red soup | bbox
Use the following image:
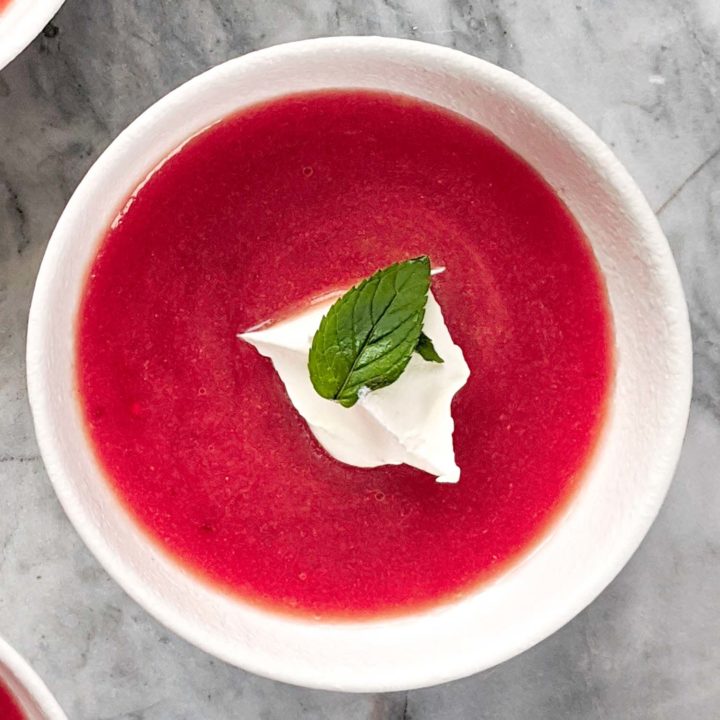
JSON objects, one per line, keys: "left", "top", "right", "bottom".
{"left": 77, "top": 90, "right": 613, "bottom": 618}
{"left": 0, "top": 679, "right": 25, "bottom": 720}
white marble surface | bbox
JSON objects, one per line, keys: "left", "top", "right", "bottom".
{"left": 0, "top": 1, "right": 718, "bottom": 718}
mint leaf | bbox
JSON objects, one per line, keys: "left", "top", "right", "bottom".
{"left": 308, "top": 256, "right": 432, "bottom": 407}
{"left": 416, "top": 332, "right": 444, "bottom": 363}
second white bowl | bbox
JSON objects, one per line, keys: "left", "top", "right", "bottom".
{"left": 0, "top": 637, "right": 66, "bottom": 720}
{"left": 0, "top": 0, "right": 66, "bottom": 72}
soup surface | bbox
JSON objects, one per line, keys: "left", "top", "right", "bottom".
{"left": 77, "top": 90, "right": 613, "bottom": 618}
{"left": 0, "top": 678, "right": 25, "bottom": 720}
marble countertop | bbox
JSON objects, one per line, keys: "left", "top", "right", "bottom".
{"left": 1, "top": 1, "right": 719, "bottom": 718}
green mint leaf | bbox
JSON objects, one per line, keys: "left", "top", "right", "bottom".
{"left": 308, "top": 256, "right": 431, "bottom": 407}
{"left": 416, "top": 332, "right": 444, "bottom": 363}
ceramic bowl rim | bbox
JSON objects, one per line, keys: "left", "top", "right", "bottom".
{"left": 0, "top": 636, "right": 67, "bottom": 719}
{"left": 0, "top": 0, "right": 66, "bottom": 72}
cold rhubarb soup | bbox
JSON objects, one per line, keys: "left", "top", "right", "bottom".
{"left": 77, "top": 90, "right": 613, "bottom": 619}
{"left": 0, "top": 679, "right": 25, "bottom": 720}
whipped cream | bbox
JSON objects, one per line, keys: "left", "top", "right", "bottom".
{"left": 239, "top": 292, "right": 470, "bottom": 483}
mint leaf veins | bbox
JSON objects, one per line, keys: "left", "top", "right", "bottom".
{"left": 308, "top": 256, "right": 444, "bottom": 407}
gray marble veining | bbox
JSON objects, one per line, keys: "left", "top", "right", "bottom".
{"left": 1, "top": 1, "right": 719, "bottom": 718}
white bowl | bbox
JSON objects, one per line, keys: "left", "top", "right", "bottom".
{"left": 0, "top": 637, "right": 66, "bottom": 719}
{"left": 26, "top": 37, "right": 692, "bottom": 691}
{"left": 0, "top": 0, "right": 65, "bottom": 72}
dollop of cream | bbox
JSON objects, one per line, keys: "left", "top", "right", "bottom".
{"left": 239, "top": 292, "right": 470, "bottom": 483}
